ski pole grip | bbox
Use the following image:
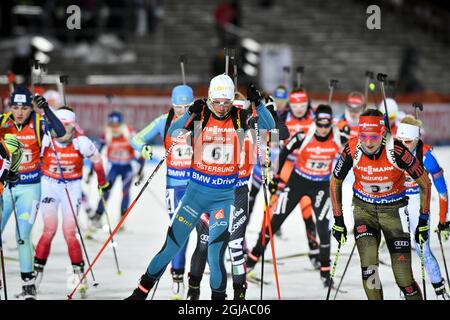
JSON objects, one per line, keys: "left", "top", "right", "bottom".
{"left": 329, "top": 79, "right": 338, "bottom": 88}
{"left": 60, "top": 75, "right": 69, "bottom": 85}
{"left": 179, "top": 54, "right": 188, "bottom": 64}
{"left": 377, "top": 73, "right": 387, "bottom": 82}
{"left": 412, "top": 102, "right": 423, "bottom": 112}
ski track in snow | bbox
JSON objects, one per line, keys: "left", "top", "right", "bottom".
{"left": 2, "top": 146, "right": 450, "bottom": 300}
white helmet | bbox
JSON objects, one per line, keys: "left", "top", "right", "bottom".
{"left": 43, "top": 90, "right": 63, "bottom": 108}
{"left": 208, "top": 74, "right": 235, "bottom": 101}
{"left": 379, "top": 98, "right": 398, "bottom": 120}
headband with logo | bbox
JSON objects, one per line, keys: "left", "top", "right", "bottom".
{"left": 358, "top": 115, "right": 385, "bottom": 134}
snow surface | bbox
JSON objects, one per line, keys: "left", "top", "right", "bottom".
{"left": 2, "top": 146, "right": 450, "bottom": 300}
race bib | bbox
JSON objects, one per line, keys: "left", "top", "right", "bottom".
{"left": 21, "top": 148, "right": 33, "bottom": 164}
{"left": 49, "top": 164, "right": 75, "bottom": 174}
{"left": 111, "top": 150, "right": 130, "bottom": 159}
{"left": 203, "top": 144, "right": 234, "bottom": 164}
{"left": 305, "top": 159, "right": 331, "bottom": 172}
{"left": 172, "top": 145, "right": 193, "bottom": 161}
{"left": 360, "top": 181, "right": 394, "bottom": 194}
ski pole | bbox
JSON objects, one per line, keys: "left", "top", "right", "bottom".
{"left": 420, "top": 243, "right": 426, "bottom": 300}
{"left": 436, "top": 230, "right": 450, "bottom": 290}
{"left": 68, "top": 114, "right": 196, "bottom": 299}
{"left": 251, "top": 93, "right": 281, "bottom": 300}
{"left": 0, "top": 207, "right": 7, "bottom": 300}
{"left": 9, "top": 187, "right": 24, "bottom": 245}
{"left": 179, "top": 55, "right": 187, "bottom": 85}
{"left": 333, "top": 242, "right": 356, "bottom": 300}
{"left": 100, "top": 196, "right": 122, "bottom": 275}
{"left": 151, "top": 279, "right": 160, "bottom": 300}
{"left": 260, "top": 130, "right": 272, "bottom": 300}
{"left": 224, "top": 47, "right": 230, "bottom": 75}
{"left": 232, "top": 52, "right": 238, "bottom": 88}
{"left": 377, "top": 73, "right": 391, "bottom": 133}
{"left": 326, "top": 242, "right": 342, "bottom": 300}
{"left": 412, "top": 102, "right": 423, "bottom": 121}
{"left": 60, "top": 75, "right": 69, "bottom": 106}
{"left": 328, "top": 79, "right": 338, "bottom": 105}
{"left": 296, "top": 66, "right": 304, "bottom": 89}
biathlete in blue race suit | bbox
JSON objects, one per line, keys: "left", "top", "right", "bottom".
{"left": 126, "top": 75, "right": 275, "bottom": 300}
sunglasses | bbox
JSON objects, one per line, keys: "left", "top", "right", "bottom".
{"left": 359, "top": 133, "right": 382, "bottom": 142}
{"left": 210, "top": 99, "right": 233, "bottom": 107}
{"left": 316, "top": 121, "right": 332, "bottom": 128}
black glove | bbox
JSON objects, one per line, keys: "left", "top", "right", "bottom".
{"left": 415, "top": 214, "right": 430, "bottom": 245}
{"left": 341, "top": 124, "right": 351, "bottom": 136}
{"left": 188, "top": 99, "right": 205, "bottom": 116}
{"left": 332, "top": 215, "right": 347, "bottom": 245}
{"left": 268, "top": 175, "right": 284, "bottom": 195}
{"left": 247, "top": 84, "right": 262, "bottom": 105}
{"left": 437, "top": 221, "right": 450, "bottom": 241}
{"left": 33, "top": 95, "right": 49, "bottom": 110}
{"left": 6, "top": 170, "right": 20, "bottom": 188}
{"left": 265, "top": 95, "right": 276, "bottom": 111}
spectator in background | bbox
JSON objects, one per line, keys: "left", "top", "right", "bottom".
{"left": 214, "top": 0, "right": 238, "bottom": 47}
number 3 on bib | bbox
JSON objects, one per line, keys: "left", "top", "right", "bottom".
{"left": 306, "top": 159, "right": 331, "bottom": 171}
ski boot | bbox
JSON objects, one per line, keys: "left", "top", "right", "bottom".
{"left": 433, "top": 279, "right": 450, "bottom": 300}
{"left": 233, "top": 282, "right": 247, "bottom": 300}
{"left": 320, "top": 270, "right": 333, "bottom": 289}
{"left": 89, "top": 213, "right": 103, "bottom": 230}
{"left": 275, "top": 228, "right": 283, "bottom": 239}
{"left": 21, "top": 274, "right": 37, "bottom": 300}
{"left": 73, "top": 264, "right": 88, "bottom": 299}
{"left": 307, "top": 247, "right": 321, "bottom": 270}
{"left": 211, "top": 291, "right": 227, "bottom": 300}
{"left": 34, "top": 259, "right": 46, "bottom": 291}
{"left": 186, "top": 274, "right": 201, "bottom": 300}
{"left": 245, "top": 251, "right": 259, "bottom": 273}
{"left": 171, "top": 269, "right": 185, "bottom": 300}
{"left": 125, "top": 273, "right": 156, "bottom": 300}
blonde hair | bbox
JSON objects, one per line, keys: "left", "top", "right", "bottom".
{"left": 401, "top": 114, "right": 423, "bottom": 128}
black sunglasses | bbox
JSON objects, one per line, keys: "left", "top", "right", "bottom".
{"left": 316, "top": 121, "right": 332, "bottom": 128}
